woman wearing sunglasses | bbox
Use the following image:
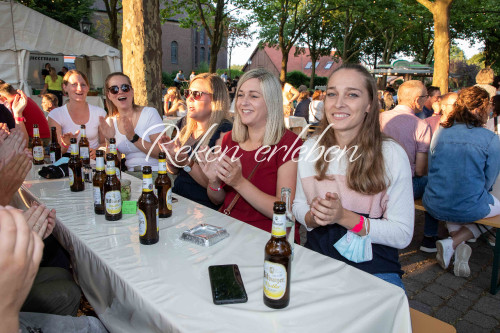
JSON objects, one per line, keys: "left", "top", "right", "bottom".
{"left": 198, "top": 68, "right": 301, "bottom": 234}
{"left": 163, "top": 87, "right": 187, "bottom": 117}
{"left": 48, "top": 70, "right": 107, "bottom": 158}
{"left": 163, "top": 73, "right": 232, "bottom": 209}
{"left": 98, "top": 72, "right": 164, "bottom": 170}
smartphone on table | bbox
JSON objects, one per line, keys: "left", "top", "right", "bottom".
{"left": 208, "top": 264, "right": 248, "bottom": 305}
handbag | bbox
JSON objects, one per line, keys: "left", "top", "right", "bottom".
{"left": 220, "top": 161, "right": 262, "bottom": 216}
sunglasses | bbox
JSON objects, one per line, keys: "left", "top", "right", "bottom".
{"left": 108, "top": 84, "right": 132, "bottom": 95}
{"left": 184, "top": 89, "right": 212, "bottom": 100}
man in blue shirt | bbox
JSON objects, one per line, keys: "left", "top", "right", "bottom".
{"left": 416, "top": 86, "right": 441, "bottom": 119}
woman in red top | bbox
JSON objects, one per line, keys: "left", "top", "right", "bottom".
{"left": 199, "top": 68, "right": 301, "bottom": 233}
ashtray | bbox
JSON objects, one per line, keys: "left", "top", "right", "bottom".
{"left": 180, "top": 224, "right": 229, "bottom": 247}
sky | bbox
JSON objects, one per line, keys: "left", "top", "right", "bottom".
{"left": 229, "top": 38, "right": 485, "bottom": 67}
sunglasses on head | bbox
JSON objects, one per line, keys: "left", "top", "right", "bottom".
{"left": 108, "top": 84, "right": 132, "bottom": 95}
{"left": 184, "top": 89, "right": 212, "bottom": 100}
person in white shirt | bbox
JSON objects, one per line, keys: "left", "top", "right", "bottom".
{"left": 98, "top": 72, "right": 164, "bottom": 171}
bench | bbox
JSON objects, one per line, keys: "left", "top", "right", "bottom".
{"left": 415, "top": 199, "right": 500, "bottom": 294}
{"left": 410, "top": 308, "right": 456, "bottom": 333}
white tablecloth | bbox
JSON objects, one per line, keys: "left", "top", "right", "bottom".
{"left": 32, "top": 95, "right": 106, "bottom": 110}
{"left": 285, "top": 116, "right": 308, "bottom": 139}
{"left": 19, "top": 170, "right": 411, "bottom": 333}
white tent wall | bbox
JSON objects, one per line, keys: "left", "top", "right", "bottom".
{"left": 0, "top": 0, "right": 121, "bottom": 95}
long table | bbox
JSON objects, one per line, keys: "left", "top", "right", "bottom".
{"left": 19, "top": 169, "right": 411, "bottom": 333}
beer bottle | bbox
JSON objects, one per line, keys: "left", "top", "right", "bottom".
{"left": 79, "top": 124, "right": 90, "bottom": 165}
{"left": 155, "top": 151, "right": 172, "bottom": 218}
{"left": 104, "top": 153, "right": 122, "bottom": 221}
{"left": 263, "top": 201, "right": 291, "bottom": 309}
{"left": 109, "top": 138, "right": 121, "bottom": 180}
{"left": 138, "top": 166, "right": 159, "bottom": 245}
{"left": 49, "top": 127, "right": 61, "bottom": 164}
{"left": 68, "top": 138, "right": 84, "bottom": 192}
{"left": 93, "top": 150, "right": 106, "bottom": 215}
{"left": 32, "top": 124, "right": 44, "bottom": 165}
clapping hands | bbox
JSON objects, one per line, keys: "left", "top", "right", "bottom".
{"left": 309, "top": 192, "right": 344, "bottom": 226}
{"left": 23, "top": 203, "right": 56, "bottom": 240}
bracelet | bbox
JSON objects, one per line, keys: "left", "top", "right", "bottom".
{"left": 351, "top": 215, "right": 364, "bottom": 233}
{"left": 208, "top": 183, "right": 225, "bottom": 191}
{"left": 15, "top": 116, "right": 25, "bottom": 122}
{"left": 61, "top": 140, "right": 69, "bottom": 148}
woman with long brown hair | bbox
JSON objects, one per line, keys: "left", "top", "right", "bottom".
{"left": 424, "top": 86, "right": 500, "bottom": 278}
{"left": 292, "top": 63, "right": 414, "bottom": 289}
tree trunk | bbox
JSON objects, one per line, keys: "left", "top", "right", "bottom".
{"left": 431, "top": 1, "right": 451, "bottom": 94}
{"left": 121, "top": 0, "right": 162, "bottom": 114}
{"left": 309, "top": 52, "right": 318, "bottom": 90}
{"left": 209, "top": 46, "right": 219, "bottom": 73}
{"left": 280, "top": 52, "right": 288, "bottom": 85}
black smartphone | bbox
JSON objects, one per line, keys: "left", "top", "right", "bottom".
{"left": 208, "top": 264, "right": 248, "bottom": 305}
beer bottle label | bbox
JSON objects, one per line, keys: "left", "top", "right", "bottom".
{"left": 93, "top": 187, "right": 101, "bottom": 205}
{"left": 50, "top": 151, "right": 56, "bottom": 164}
{"left": 138, "top": 209, "right": 147, "bottom": 236}
{"left": 167, "top": 188, "right": 172, "bottom": 210}
{"left": 80, "top": 147, "right": 89, "bottom": 159}
{"left": 263, "top": 261, "right": 287, "bottom": 300}
{"left": 109, "top": 144, "right": 117, "bottom": 154}
{"left": 69, "top": 168, "right": 74, "bottom": 185}
{"left": 271, "top": 214, "right": 287, "bottom": 237}
{"left": 96, "top": 157, "right": 105, "bottom": 171}
{"left": 33, "top": 146, "right": 44, "bottom": 161}
{"left": 142, "top": 174, "right": 153, "bottom": 192}
{"left": 116, "top": 167, "right": 121, "bottom": 180}
{"left": 105, "top": 190, "right": 122, "bottom": 214}
{"left": 158, "top": 159, "right": 167, "bottom": 174}
{"left": 33, "top": 128, "right": 40, "bottom": 137}
{"left": 106, "top": 161, "right": 116, "bottom": 175}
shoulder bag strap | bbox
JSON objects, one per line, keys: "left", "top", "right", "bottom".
{"left": 222, "top": 161, "right": 262, "bottom": 216}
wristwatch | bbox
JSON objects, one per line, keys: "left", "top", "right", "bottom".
{"left": 183, "top": 159, "right": 195, "bottom": 173}
{"left": 129, "top": 133, "right": 140, "bottom": 143}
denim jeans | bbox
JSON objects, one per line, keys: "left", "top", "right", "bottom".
{"left": 412, "top": 176, "right": 427, "bottom": 199}
{"left": 374, "top": 273, "right": 406, "bottom": 291}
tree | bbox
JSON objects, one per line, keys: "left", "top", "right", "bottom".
{"left": 226, "top": 17, "right": 252, "bottom": 78}
{"left": 161, "top": 0, "right": 240, "bottom": 73}
{"left": 416, "top": 0, "right": 453, "bottom": 93}
{"left": 122, "top": 0, "right": 162, "bottom": 112}
{"left": 246, "top": 0, "right": 324, "bottom": 83}
{"left": 450, "top": 45, "right": 465, "bottom": 61}
{"left": 17, "top": 0, "right": 94, "bottom": 31}
{"left": 102, "top": 0, "right": 122, "bottom": 48}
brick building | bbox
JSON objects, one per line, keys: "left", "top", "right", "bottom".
{"left": 91, "top": 1, "right": 227, "bottom": 74}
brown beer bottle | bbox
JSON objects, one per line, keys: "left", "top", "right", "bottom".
{"left": 93, "top": 150, "right": 106, "bottom": 215}
{"left": 68, "top": 138, "right": 84, "bottom": 192}
{"left": 138, "top": 166, "right": 159, "bottom": 245}
{"left": 32, "top": 124, "right": 44, "bottom": 165}
{"left": 104, "top": 153, "right": 122, "bottom": 221}
{"left": 79, "top": 125, "right": 90, "bottom": 165}
{"left": 108, "top": 138, "right": 121, "bottom": 180}
{"left": 155, "top": 151, "right": 172, "bottom": 218}
{"left": 263, "top": 201, "right": 291, "bottom": 309}
{"left": 49, "top": 127, "right": 61, "bottom": 164}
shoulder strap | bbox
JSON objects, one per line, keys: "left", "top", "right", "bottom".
{"left": 222, "top": 161, "right": 261, "bottom": 216}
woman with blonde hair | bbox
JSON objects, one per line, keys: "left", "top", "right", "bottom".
{"left": 475, "top": 68, "right": 496, "bottom": 98}
{"left": 163, "top": 86, "right": 187, "bottom": 117}
{"left": 164, "top": 73, "right": 232, "bottom": 209}
{"left": 97, "top": 72, "right": 164, "bottom": 171}
{"left": 292, "top": 63, "right": 413, "bottom": 289}
{"left": 48, "top": 70, "right": 106, "bottom": 158}
{"left": 199, "top": 68, "right": 301, "bottom": 234}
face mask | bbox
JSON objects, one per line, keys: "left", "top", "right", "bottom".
{"left": 333, "top": 218, "right": 372, "bottom": 263}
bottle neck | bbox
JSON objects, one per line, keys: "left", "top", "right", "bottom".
{"left": 96, "top": 157, "right": 105, "bottom": 171}
{"left": 142, "top": 173, "right": 153, "bottom": 192}
{"left": 33, "top": 128, "right": 40, "bottom": 138}
{"left": 50, "top": 129, "right": 57, "bottom": 142}
{"left": 70, "top": 143, "right": 78, "bottom": 155}
{"left": 158, "top": 159, "right": 167, "bottom": 174}
{"left": 271, "top": 212, "right": 286, "bottom": 238}
{"left": 106, "top": 160, "right": 116, "bottom": 175}
{"left": 81, "top": 128, "right": 86, "bottom": 137}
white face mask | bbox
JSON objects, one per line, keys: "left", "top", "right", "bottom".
{"left": 333, "top": 218, "right": 372, "bottom": 263}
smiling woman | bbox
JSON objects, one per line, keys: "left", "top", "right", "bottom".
{"left": 292, "top": 63, "right": 414, "bottom": 290}
{"left": 98, "top": 72, "right": 165, "bottom": 171}
{"left": 48, "top": 70, "right": 107, "bottom": 157}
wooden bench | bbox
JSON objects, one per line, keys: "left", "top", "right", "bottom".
{"left": 415, "top": 199, "right": 500, "bottom": 294}
{"left": 410, "top": 308, "right": 456, "bottom": 333}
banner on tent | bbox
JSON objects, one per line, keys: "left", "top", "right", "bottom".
{"left": 28, "top": 53, "right": 64, "bottom": 88}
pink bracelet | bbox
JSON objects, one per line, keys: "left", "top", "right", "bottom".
{"left": 209, "top": 183, "right": 225, "bottom": 192}
{"left": 351, "top": 215, "right": 364, "bottom": 233}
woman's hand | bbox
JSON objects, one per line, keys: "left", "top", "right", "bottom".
{"left": 309, "top": 192, "right": 343, "bottom": 226}
{"left": 98, "top": 116, "right": 115, "bottom": 140}
{"left": 0, "top": 128, "right": 26, "bottom": 167}
{"left": 198, "top": 145, "right": 222, "bottom": 184}
{"left": 60, "top": 130, "right": 80, "bottom": 148}
{"left": 12, "top": 91, "right": 28, "bottom": 118}
{"left": 117, "top": 114, "right": 135, "bottom": 141}
{"left": 23, "top": 204, "right": 51, "bottom": 239}
{"left": 216, "top": 155, "right": 244, "bottom": 188}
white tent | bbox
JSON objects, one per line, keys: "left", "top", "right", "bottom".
{"left": 0, "top": 0, "right": 121, "bottom": 96}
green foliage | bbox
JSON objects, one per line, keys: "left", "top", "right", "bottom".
{"left": 467, "top": 53, "right": 486, "bottom": 69}
{"left": 17, "top": 0, "right": 94, "bottom": 32}
{"left": 450, "top": 45, "right": 466, "bottom": 61}
{"left": 162, "top": 72, "right": 174, "bottom": 87}
{"left": 197, "top": 62, "right": 210, "bottom": 74}
{"left": 313, "top": 76, "right": 328, "bottom": 87}
{"left": 286, "top": 71, "right": 309, "bottom": 88}
{"left": 216, "top": 68, "right": 244, "bottom": 78}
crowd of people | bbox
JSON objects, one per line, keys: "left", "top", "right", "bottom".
{"left": 0, "top": 61, "right": 499, "bottom": 331}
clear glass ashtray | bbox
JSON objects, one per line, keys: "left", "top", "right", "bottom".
{"left": 180, "top": 224, "right": 229, "bottom": 247}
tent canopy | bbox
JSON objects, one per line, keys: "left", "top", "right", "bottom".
{"left": 0, "top": 0, "right": 121, "bottom": 95}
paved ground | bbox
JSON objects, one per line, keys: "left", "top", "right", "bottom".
{"left": 402, "top": 210, "right": 500, "bottom": 332}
